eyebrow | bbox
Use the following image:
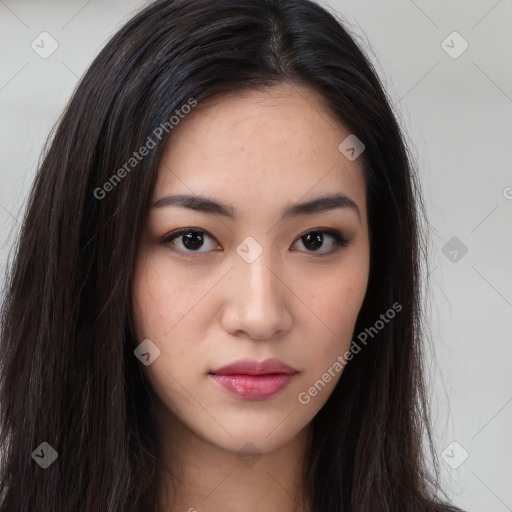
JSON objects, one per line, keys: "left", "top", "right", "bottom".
{"left": 152, "top": 192, "right": 361, "bottom": 222}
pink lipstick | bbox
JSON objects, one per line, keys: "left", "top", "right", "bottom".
{"left": 208, "top": 358, "right": 298, "bottom": 400}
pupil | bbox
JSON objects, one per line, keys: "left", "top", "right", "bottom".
{"left": 304, "top": 232, "right": 322, "bottom": 250}
{"left": 183, "top": 232, "right": 203, "bottom": 250}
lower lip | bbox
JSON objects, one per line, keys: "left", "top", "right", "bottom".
{"left": 209, "top": 373, "right": 296, "bottom": 400}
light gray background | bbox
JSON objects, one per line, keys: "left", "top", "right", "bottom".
{"left": 0, "top": 1, "right": 511, "bottom": 511}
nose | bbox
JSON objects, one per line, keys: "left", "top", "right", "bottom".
{"left": 220, "top": 248, "right": 293, "bottom": 340}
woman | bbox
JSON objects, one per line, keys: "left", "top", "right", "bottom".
{"left": 0, "top": 0, "right": 464, "bottom": 510}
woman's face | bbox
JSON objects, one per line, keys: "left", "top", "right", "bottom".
{"left": 132, "top": 83, "right": 370, "bottom": 455}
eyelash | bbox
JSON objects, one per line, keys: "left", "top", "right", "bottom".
{"left": 160, "top": 228, "right": 352, "bottom": 257}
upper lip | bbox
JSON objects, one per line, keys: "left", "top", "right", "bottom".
{"left": 209, "top": 358, "right": 298, "bottom": 376}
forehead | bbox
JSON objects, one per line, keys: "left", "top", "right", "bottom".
{"left": 154, "top": 83, "right": 367, "bottom": 223}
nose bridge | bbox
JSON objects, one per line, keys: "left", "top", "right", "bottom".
{"left": 237, "top": 240, "right": 281, "bottom": 308}
{"left": 223, "top": 235, "right": 291, "bottom": 338}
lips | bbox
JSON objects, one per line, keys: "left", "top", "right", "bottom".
{"left": 209, "top": 358, "right": 298, "bottom": 376}
{"left": 208, "top": 358, "right": 299, "bottom": 400}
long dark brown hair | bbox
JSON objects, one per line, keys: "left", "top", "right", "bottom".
{"left": 0, "top": 0, "right": 463, "bottom": 510}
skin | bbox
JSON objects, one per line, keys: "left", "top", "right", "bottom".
{"left": 132, "top": 82, "right": 370, "bottom": 512}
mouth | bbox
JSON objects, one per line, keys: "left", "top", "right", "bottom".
{"left": 208, "top": 358, "right": 299, "bottom": 400}
{"left": 208, "top": 372, "right": 297, "bottom": 400}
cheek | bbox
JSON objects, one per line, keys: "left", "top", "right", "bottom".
{"left": 330, "top": 284, "right": 367, "bottom": 336}
{"left": 132, "top": 251, "right": 203, "bottom": 341}
{"left": 131, "top": 252, "right": 207, "bottom": 396}
{"left": 306, "top": 262, "right": 369, "bottom": 337}
{"left": 294, "top": 279, "right": 368, "bottom": 408}
{"left": 300, "top": 258, "right": 369, "bottom": 366}
{"left": 132, "top": 254, "right": 168, "bottom": 340}
{"left": 308, "top": 285, "right": 364, "bottom": 361}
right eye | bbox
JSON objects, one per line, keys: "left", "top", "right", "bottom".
{"left": 160, "top": 228, "right": 221, "bottom": 255}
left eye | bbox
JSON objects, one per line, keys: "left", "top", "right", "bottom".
{"left": 293, "top": 230, "right": 350, "bottom": 254}
{"left": 161, "top": 228, "right": 350, "bottom": 255}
